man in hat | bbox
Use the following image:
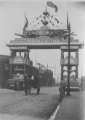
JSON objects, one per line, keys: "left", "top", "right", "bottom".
{"left": 24, "top": 73, "right": 28, "bottom": 95}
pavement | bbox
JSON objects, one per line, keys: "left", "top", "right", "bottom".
{"left": 54, "top": 91, "right": 83, "bottom": 120}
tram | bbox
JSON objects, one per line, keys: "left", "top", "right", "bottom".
{"left": 8, "top": 56, "right": 25, "bottom": 90}
{"left": 7, "top": 54, "right": 41, "bottom": 93}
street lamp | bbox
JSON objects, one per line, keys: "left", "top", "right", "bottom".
{"left": 66, "top": 13, "right": 71, "bottom": 96}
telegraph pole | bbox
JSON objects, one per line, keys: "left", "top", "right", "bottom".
{"left": 66, "top": 13, "right": 71, "bottom": 96}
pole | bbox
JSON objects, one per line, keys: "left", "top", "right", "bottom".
{"left": 67, "top": 18, "right": 71, "bottom": 96}
{"left": 24, "top": 51, "right": 26, "bottom": 76}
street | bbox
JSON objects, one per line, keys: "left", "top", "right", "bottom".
{"left": 0, "top": 87, "right": 59, "bottom": 120}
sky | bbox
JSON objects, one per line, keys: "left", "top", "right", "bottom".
{"left": 0, "top": 0, "right": 85, "bottom": 80}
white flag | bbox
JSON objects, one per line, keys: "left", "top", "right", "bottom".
{"left": 47, "top": 1, "right": 58, "bottom": 12}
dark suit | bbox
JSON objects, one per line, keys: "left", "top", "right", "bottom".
{"left": 24, "top": 74, "right": 28, "bottom": 95}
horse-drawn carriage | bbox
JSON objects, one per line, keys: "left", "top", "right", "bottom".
{"left": 24, "top": 66, "right": 40, "bottom": 95}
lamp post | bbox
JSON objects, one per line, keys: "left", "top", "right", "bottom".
{"left": 66, "top": 14, "right": 71, "bottom": 96}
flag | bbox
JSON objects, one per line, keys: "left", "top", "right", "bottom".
{"left": 47, "top": 1, "right": 58, "bottom": 12}
{"left": 25, "top": 16, "right": 28, "bottom": 28}
{"left": 23, "top": 15, "right": 28, "bottom": 33}
{"left": 55, "top": 18, "right": 59, "bottom": 23}
{"left": 67, "top": 12, "right": 70, "bottom": 30}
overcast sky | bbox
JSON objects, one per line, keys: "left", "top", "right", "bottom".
{"left": 0, "top": 0, "right": 85, "bottom": 80}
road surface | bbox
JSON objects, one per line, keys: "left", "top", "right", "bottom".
{"left": 0, "top": 87, "right": 59, "bottom": 120}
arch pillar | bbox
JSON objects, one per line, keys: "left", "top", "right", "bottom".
{"left": 60, "top": 47, "right": 79, "bottom": 83}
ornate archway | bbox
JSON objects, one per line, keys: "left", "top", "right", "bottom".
{"left": 7, "top": 7, "right": 83, "bottom": 94}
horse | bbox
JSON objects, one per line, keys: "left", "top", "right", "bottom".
{"left": 27, "top": 74, "right": 40, "bottom": 95}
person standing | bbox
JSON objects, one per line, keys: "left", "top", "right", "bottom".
{"left": 24, "top": 73, "right": 28, "bottom": 95}
{"left": 59, "top": 80, "right": 66, "bottom": 101}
